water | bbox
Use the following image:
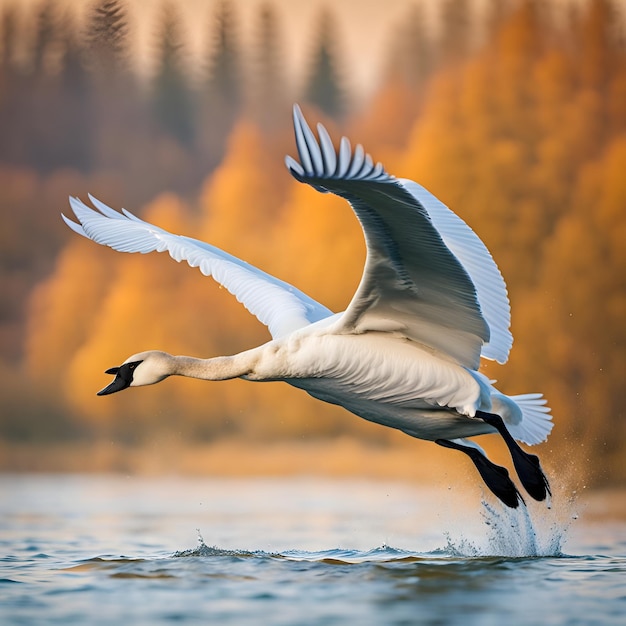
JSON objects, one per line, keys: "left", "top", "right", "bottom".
{"left": 1, "top": 474, "right": 624, "bottom": 625}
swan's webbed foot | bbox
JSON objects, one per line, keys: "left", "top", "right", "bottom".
{"left": 476, "top": 410, "right": 551, "bottom": 502}
{"left": 435, "top": 438, "right": 524, "bottom": 509}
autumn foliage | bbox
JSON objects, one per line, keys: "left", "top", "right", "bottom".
{"left": 1, "top": 1, "right": 625, "bottom": 481}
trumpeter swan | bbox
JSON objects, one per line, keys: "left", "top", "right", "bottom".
{"left": 63, "top": 105, "right": 552, "bottom": 508}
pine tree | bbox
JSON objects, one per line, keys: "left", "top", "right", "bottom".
{"left": 198, "top": 0, "right": 242, "bottom": 172}
{"left": 205, "top": 0, "right": 241, "bottom": 113}
{"left": 56, "top": 17, "right": 93, "bottom": 170}
{"left": 303, "top": 9, "right": 345, "bottom": 119}
{"left": 85, "top": 0, "right": 129, "bottom": 79}
{"left": 32, "top": 1, "right": 59, "bottom": 76}
{"left": 385, "top": 3, "right": 436, "bottom": 89}
{"left": 152, "top": 4, "right": 195, "bottom": 147}
{"left": 84, "top": 0, "right": 148, "bottom": 176}
{"left": 28, "top": 2, "right": 67, "bottom": 171}
{"left": 250, "top": 3, "right": 286, "bottom": 128}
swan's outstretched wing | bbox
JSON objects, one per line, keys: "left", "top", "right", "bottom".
{"left": 62, "top": 196, "right": 333, "bottom": 338}
{"left": 285, "top": 105, "right": 512, "bottom": 368}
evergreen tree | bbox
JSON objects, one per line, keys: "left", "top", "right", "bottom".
{"left": 304, "top": 9, "right": 345, "bottom": 119}
{"left": 56, "top": 17, "right": 93, "bottom": 170}
{"left": 205, "top": 0, "right": 241, "bottom": 113}
{"left": 384, "top": 3, "right": 435, "bottom": 89}
{"left": 84, "top": 0, "right": 148, "bottom": 176}
{"left": 32, "top": 1, "right": 59, "bottom": 76}
{"left": 198, "top": 0, "right": 242, "bottom": 172}
{"left": 152, "top": 4, "right": 195, "bottom": 147}
{"left": 28, "top": 2, "right": 67, "bottom": 171}
{"left": 85, "top": 0, "right": 129, "bottom": 79}
{"left": 250, "top": 3, "right": 286, "bottom": 128}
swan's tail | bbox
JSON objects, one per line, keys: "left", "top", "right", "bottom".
{"left": 505, "top": 393, "right": 553, "bottom": 446}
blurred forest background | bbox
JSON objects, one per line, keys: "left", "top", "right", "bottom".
{"left": 0, "top": 0, "right": 624, "bottom": 485}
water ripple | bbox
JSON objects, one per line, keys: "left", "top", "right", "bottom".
{"left": 1, "top": 476, "right": 625, "bottom": 625}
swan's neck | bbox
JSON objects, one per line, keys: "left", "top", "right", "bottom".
{"left": 170, "top": 351, "right": 259, "bottom": 381}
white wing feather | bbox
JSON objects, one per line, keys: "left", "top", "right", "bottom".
{"left": 286, "top": 106, "right": 488, "bottom": 368}
{"left": 399, "top": 180, "right": 513, "bottom": 363}
{"left": 286, "top": 105, "right": 513, "bottom": 367}
{"left": 62, "top": 196, "right": 332, "bottom": 339}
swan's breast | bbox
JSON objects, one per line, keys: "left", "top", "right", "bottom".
{"left": 275, "top": 332, "right": 484, "bottom": 417}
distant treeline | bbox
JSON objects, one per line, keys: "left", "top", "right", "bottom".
{"left": 1, "top": 0, "right": 625, "bottom": 482}
{"left": 0, "top": 0, "right": 485, "bottom": 186}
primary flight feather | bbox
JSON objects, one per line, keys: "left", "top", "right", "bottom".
{"left": 63, "top": 105, "right": 553, "bottom": 509}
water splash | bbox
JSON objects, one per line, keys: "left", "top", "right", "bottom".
{"left": 443, "top": 491, "right": 579, "bottom": 558}
{"left": 174, "top": 489, "right": 582, "bottom": 561}
{"left": 174, "top": 540, "right": 432, "bottom": 564}
{"left": 172, "top": 529, "right": 277, "bottom": 559}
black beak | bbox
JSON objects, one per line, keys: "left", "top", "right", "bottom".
{"left": 97, "top": 361, "right": 141, "bottom": 396}
{"left": 97, "top": 367, "right": 130, "bottom": 396}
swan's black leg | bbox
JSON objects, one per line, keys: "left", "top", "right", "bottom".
{"left": 476, "top": 410, "right": 551, "bottom": 502}
{"left": 435, "top": 438, "right": 524, "bottom": 509}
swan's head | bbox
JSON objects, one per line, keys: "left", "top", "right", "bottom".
{"left": 97, "top": 351, "right": 171, "bottom": 396}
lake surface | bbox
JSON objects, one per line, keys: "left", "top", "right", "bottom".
{"left": 1, "top": 474, "right": 624, "bottom": 625}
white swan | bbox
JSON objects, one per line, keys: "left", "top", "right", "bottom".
{"left": 63, "top": 105, "right": 553, "bottom": 508}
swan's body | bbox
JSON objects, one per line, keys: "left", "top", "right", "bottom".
{"left": 63, "top": 105, "right": 553, "bottom": 507}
